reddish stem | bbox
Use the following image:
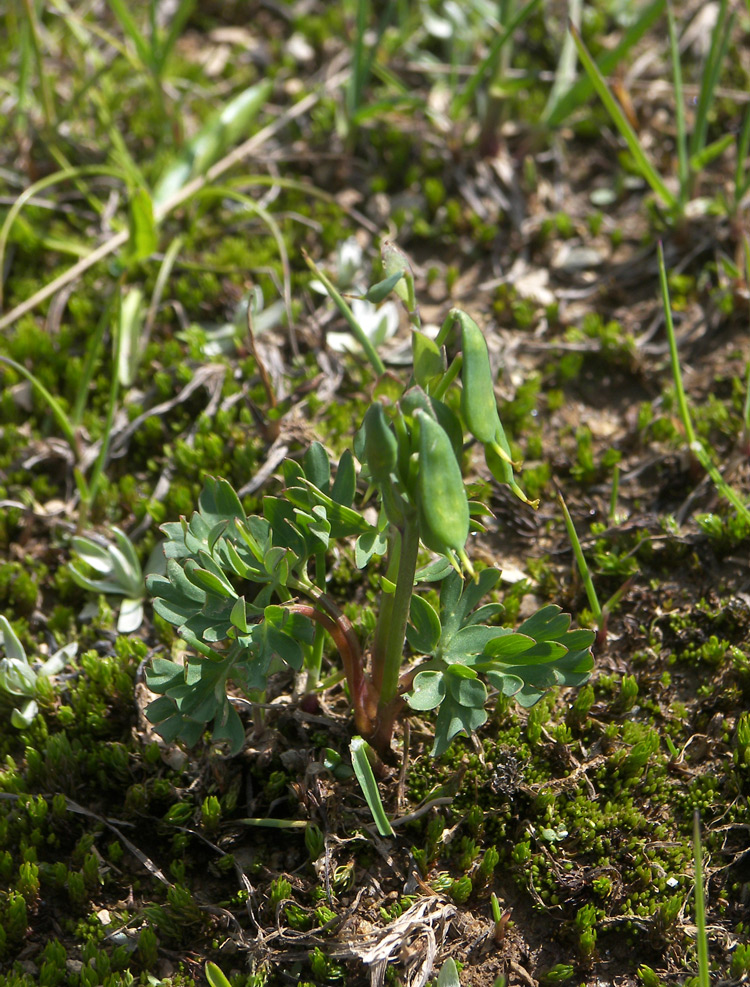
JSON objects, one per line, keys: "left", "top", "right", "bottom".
{"left": 287, "top": 599, "right": 377, "bottom": 737}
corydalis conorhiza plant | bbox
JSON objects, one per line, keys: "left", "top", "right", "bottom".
{"left": 145, "top": 243, "right": 594, "bottom": 757}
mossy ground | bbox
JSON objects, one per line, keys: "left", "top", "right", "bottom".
{"left": 2, "top": 2, "right": 750, "bottom": 985}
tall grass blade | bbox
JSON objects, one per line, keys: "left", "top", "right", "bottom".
{"left": 452, "top": 0, "right": 543, "bottom": 118}
{"left": 106, "top": 0, "right": 154, "bottom": 71}
{"left": 152, "top": 81, "right": 272, "bottom": 207}
{"left": 0, "top": 165, "right": 125, "bottom": 310}
{"left": 556, "top": 488, "right": 602, "bottom": 626}
{"left": 0, "top": 356, "right": 78, "bottom": 451}
{"left": 542, "top": 0, "right": 582, "bottom": 124}
{"left": 689, "top": 0, "right": 732, "bottom": 161}
{"left": 302, "top": 251, "right": 386, "bottom": 376}
{"left": 72, "top": 292, "right": 116, "bottom": 426}
{"left": 658, "top": 242, "right": 750, "bottom": 523}
{"left": 158, "top": 0, "right": 196, "bottom": 74}
{"left": 693, "top": 811, "right": 710, "bottom": 987}
{"left": 545, "top": 0, "right": 665, "bottom": 126}
{"left": 350, "top": 736, "right": 394, "bottom": 837}
{"left": 666, "top": 2, "right": 689, "bottom": 204}
{"left": 570, "top": 25, "right": 677, "bottom": 210}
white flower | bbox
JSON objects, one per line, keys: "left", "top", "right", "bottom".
{"left": 327, "top": 298, "right": 400, "bottom": 354}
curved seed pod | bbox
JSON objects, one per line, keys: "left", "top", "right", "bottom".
{"left": 416, "top": 410, "right": 469, "bottom": 556}
{"left": 458, "top": 311, "right": 503, "bottom": 445}
{"left": 361, "top": 402, "right": 398, "bottom": 484}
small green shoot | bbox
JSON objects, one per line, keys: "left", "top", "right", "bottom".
{"left": 350, "top": 736, "right": 393, "bottom": 837}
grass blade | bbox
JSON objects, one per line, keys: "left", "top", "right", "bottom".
{"left": 0, "top": 165, "right": 125, "bottom": 310}
{"left": 302, "top": 251, "right": 386, "bottom": 376}
{"left": 556, "top": 488, "right": 602, "bottom": 626}
{"left": 570, "top": 24, "right": 677, "bottom": 210}
{"left": 689, "top": 0, "right": 732, "bottom": 161}
{"left": 666, "top": 2, "right": 689, "bottom": 204}
{"left": 693, "top": 811, "right": 710, "bottom": 987}
{"left": 350, "top": 736, "right": 394, "bottom": 837}
{"left": 452, "top": 0, "right": 543, "bottom": 118}
{"left": 106, "top": 0, "right": 154, "bottom": 72}
{"left": 542, "top": 0, "right": 582, "bottom": 124}
{"left": 545, "top": 0, "right": 665, "bottom": 126}
{"left": 0, "top": 355, "right": 78, "bottom": 451}
{"left": 658, "top": 242, "right": 750, "bottom": 522}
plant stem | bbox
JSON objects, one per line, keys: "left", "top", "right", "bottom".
{"left": 288, "top": 592, "right": 375, "bottom": 736}
{"left": 374, "top": 512, "right": 420, "bottom": 715}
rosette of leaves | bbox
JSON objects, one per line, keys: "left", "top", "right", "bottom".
{"left": 70, "top": 527, "right": 145, "bottom": 632}
{"left": 0, "top": 616, "right": 77, "bottom": 728}
{"left": 406, "top": 569, "right": 594, "bottom": 756}
{"left": 145, "top": 450, "right": 378, "bottom": 753}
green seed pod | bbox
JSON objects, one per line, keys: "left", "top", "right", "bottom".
{"left": 458, "top": 312, "right": 503, "bottom": 445}
{"left": 362, "top": 402, "right": 398, "bottom": 484}
{"left": 416, "top": 411, "right": 469, "bottom": 556}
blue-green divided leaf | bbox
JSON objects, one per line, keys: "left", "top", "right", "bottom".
{"left": 444, "top": 664, "right": 487, "bottom": 707}
{"left": 483, "top": 638, "right": 567, "bottom": 665}
{"left": 230, "top": 597, "right": 250, "bottom": 633}
{"left": 406, "top": 670, "right": 446, "bottom": 711}
{"left": 440, "top": 624, "right": 511, "bottom": 664}
{"left": 263, "top": 546, "right": 290, "bottom": 586}
{"left": 350, "top": 737, "right": 394, "bottom": 837}
{"left": 260, "top": 497, "right": 308, "bottom": 560}
{"left": 355, "top": 528, "right": 388, "bottom": 568}
{"left": 199, "top": 477, "right": 247, "bottom": 528}
{"left": 464, "top": 602, "right": 504, "bottom": 626}
{"left": 147, "top": 711, "right": 186, "bottom": 744}
{"left": 212, "top": 700, "right": 245, "bottom": 755}
{"left": 484, "top": 668, "right": 524, "bottom": 697}
{"left": 148, "top": 578, "right": 202, "bottom": 627}
{"left": 438, "top": 568, "right": 501, "bottom": 642}
{"left": 518, "top": 605, "right": 570, "bottom": 642}
{"left": 407, "top": 594, "right": 441, "bottom": 654}
{"left": 288, "top": 480, "right": 372, "bottom": 537}
{"left": 414, "top": 557, "right": 454, "bottom": 583}
{"left": 183, "top": 558, "right": 237, "bottom": 600}
{"left": 293, "top": 506, "right": 331, "bottom": 550}
{"left": 331, "top": 449, "right": 357, "bottom": 508}
{"left": 258, "top": 606, "right": 311, "bottom": 671}
{"left": 166, "top": 558, "right": 207, "bottom": 603}
{"left": 481, "top": 631, "right": 535, "bottom": 660}
{"left": 144, "top": 695, "right": 177, "bottom": 724}
{"left": 432, "top": 695, "right": 488, "bottom": 758}
{"left": 233, "top": 515, "right": 272, "bottom": 562}
{"left": 182, "top": 609, "right": 233, "bottom": 645}
{"left": 303, "top": 442, "right": 331, "bottom": 493}
{"left": 146, "top": 658, "right": 186, "bottom": 692}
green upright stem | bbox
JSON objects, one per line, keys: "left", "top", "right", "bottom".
{"left": 374, "top": 512, "right": 420, "bottom": 711}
